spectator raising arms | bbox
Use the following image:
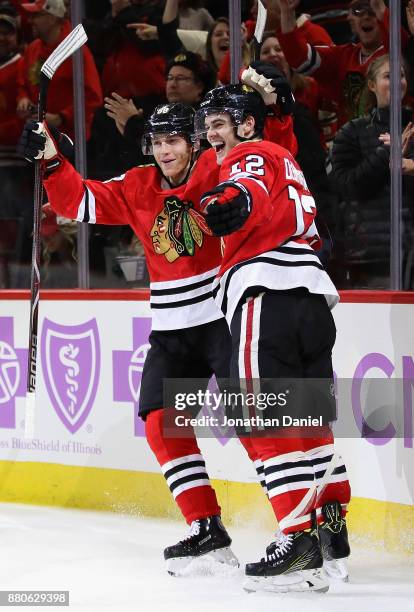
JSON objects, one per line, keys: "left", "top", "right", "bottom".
{"left": 331, "top": 54, "right": 414, "bottom": 289}
{"left": 16, "top": 0, "right": 102, "bottom": 140}
{"left": 277, "top": 0, "right": 389, "bottom": 126}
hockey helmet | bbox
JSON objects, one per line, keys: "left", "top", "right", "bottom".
{"left": 142, "top": 103, "right": 197, "bottom": 155}
{"left": 194, "top": 84, "right": 266, "bottom": 141}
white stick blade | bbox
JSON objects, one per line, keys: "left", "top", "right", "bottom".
{"left": 25, "top": 391, "right": 36, "bottom": 439}
{"left": 41, "top": 24, "right": 88, "bottom": 80}
{"left": 254, "top": 0, "right": 267, "bottom": 44}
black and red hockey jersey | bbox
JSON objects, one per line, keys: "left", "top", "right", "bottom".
{"left": 277, "top": 20, "right": 387, "bottom": 124}
{"left": 211, "top": 139, "right": 338, "bottom": 324}
{"left": 44, "top": 148, "right": 223, "bottom": 331}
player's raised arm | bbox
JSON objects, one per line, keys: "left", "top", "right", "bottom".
{"left": 17, "top": 119, "right": 140, "bottom": 226}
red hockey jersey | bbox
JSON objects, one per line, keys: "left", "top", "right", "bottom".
{"left": 211, "top": 140, "right": 338, "bottom": 324}
{"left": 277, "top": 24, "right": 386, "bottom": 125}
{"left": 44, "top": 148, "right": 223, "bottom": 331}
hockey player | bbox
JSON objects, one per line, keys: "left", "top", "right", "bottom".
{"left": 17, "top": 74, "right": 300, "bottom": 577}
{"left": 18, "top": 103, "right": 239, "bottom": 575}
{"left": 195, "top": 84, "right": 351, "bottom": 592}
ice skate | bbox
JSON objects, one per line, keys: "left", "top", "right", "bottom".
{"left": 244, "top": 527, "right": 328, "bottom": 593}
{"left": 318, "top": 501, "right": 350, "bottom": 582}
{"left": 164, "top": 515, "right": 239, "bottom": 576}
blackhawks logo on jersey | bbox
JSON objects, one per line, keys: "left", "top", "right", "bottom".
{"left": 343, "top": 71, "right": 366, "bottom": 119}
{"left": 150, "top": 196, "right": 212, "bottom": 263}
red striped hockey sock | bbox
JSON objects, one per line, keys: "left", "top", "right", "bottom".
{"left": 145, "top": 409, "right": 221, "bottom": 524}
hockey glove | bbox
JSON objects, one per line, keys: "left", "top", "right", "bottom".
{"left": 201, "top": 182, "right": 252, "bottom": 237}
{"left": 241, "top": 61, "right": 295, "bottom": 115}
{"left": 17, "top": 120, "right": 73, "bottom": 173}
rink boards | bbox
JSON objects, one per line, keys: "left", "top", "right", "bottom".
{"left": 0, "top": 290, "right": 413, "bottom": 553}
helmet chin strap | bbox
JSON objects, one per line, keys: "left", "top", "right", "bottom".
{"left": 158, "top": 148, "right": 199, "bottom": 189}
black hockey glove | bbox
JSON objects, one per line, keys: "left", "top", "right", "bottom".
{"left": 201, "top": 182, "right": 252, "bottom": 237}
{"left": 241, "top": 61, "right": 295, "bottom": 115}
{"left": 17, "top": 120, "right": 74, "bottom": 172}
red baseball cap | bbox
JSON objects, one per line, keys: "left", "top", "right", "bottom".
{"left": 21, "top": 0, "right": 66, "bottom": 19}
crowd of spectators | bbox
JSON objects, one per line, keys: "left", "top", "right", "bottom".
{"left": 1, "top": 0, "right": 413, "bottom": 289}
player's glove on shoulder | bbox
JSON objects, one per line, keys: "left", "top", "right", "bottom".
{"left": 17, "top": 120, "right": 74, "bottom": 173}
{"left": 241, "top": 61, "right": 295, "bottom": 115}
{"left": 201, "top": 182, "right": 252, "bottom": 237}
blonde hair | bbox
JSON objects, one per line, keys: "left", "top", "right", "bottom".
{"left": 362, "top": 54, "right": 390, "bottom": 114}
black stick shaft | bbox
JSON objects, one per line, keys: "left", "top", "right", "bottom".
{"left": 27, "top": 73, "right": 49, "bottom": 393}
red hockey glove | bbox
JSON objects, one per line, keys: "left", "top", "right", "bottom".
{"left": 201, "top": 182, "right": 252, "bottom": 236}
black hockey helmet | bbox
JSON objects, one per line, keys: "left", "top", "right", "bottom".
{"left": 194, "top": 84, "right": 266, "bottom": 141}
{"left": 142, "top": 103, "right": 197, "bottom": 155}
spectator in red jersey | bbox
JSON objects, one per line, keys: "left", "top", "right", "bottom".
{"left": 16, "top": 0, "right": 102, "bottom": 140}
{"left": 0, "top": 9, "right": 23, "bottom": 146}
{"left": 277, "top": 0, "right": 388, "bottom": 126}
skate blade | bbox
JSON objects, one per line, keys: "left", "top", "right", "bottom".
{"left": 166, "top": 555, "right": 193, "bottom": 576}
{"left": 323, "top": 558, "right": 349, "bottom": 582}
{"left": 209, "top": 546, "right": 239, "bottom": 567}
{"left": 243, "top": 568, "right": 329, "bottom": 594}
{"left": 166, "top": 547, "right": 239, "bottom": 577}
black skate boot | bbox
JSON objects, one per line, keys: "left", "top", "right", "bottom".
{"left": 318, "top": 500, "right": 350, "bottom": 581}
{"left": 164, "top": 515, "right": 239, "bottom": 575}
{"left": 244, "top": 527, "right": 329, "bottom": 593}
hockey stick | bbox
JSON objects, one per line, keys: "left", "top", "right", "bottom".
{"left": 251, "top": 0, "right": 267, "bottom": 61}
{"left": 25, "top": 24, "right": 88, "bottom": 438}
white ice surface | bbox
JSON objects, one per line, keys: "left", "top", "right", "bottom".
{"left": 1, "top": 503, "right": 413, "bottom": 612}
